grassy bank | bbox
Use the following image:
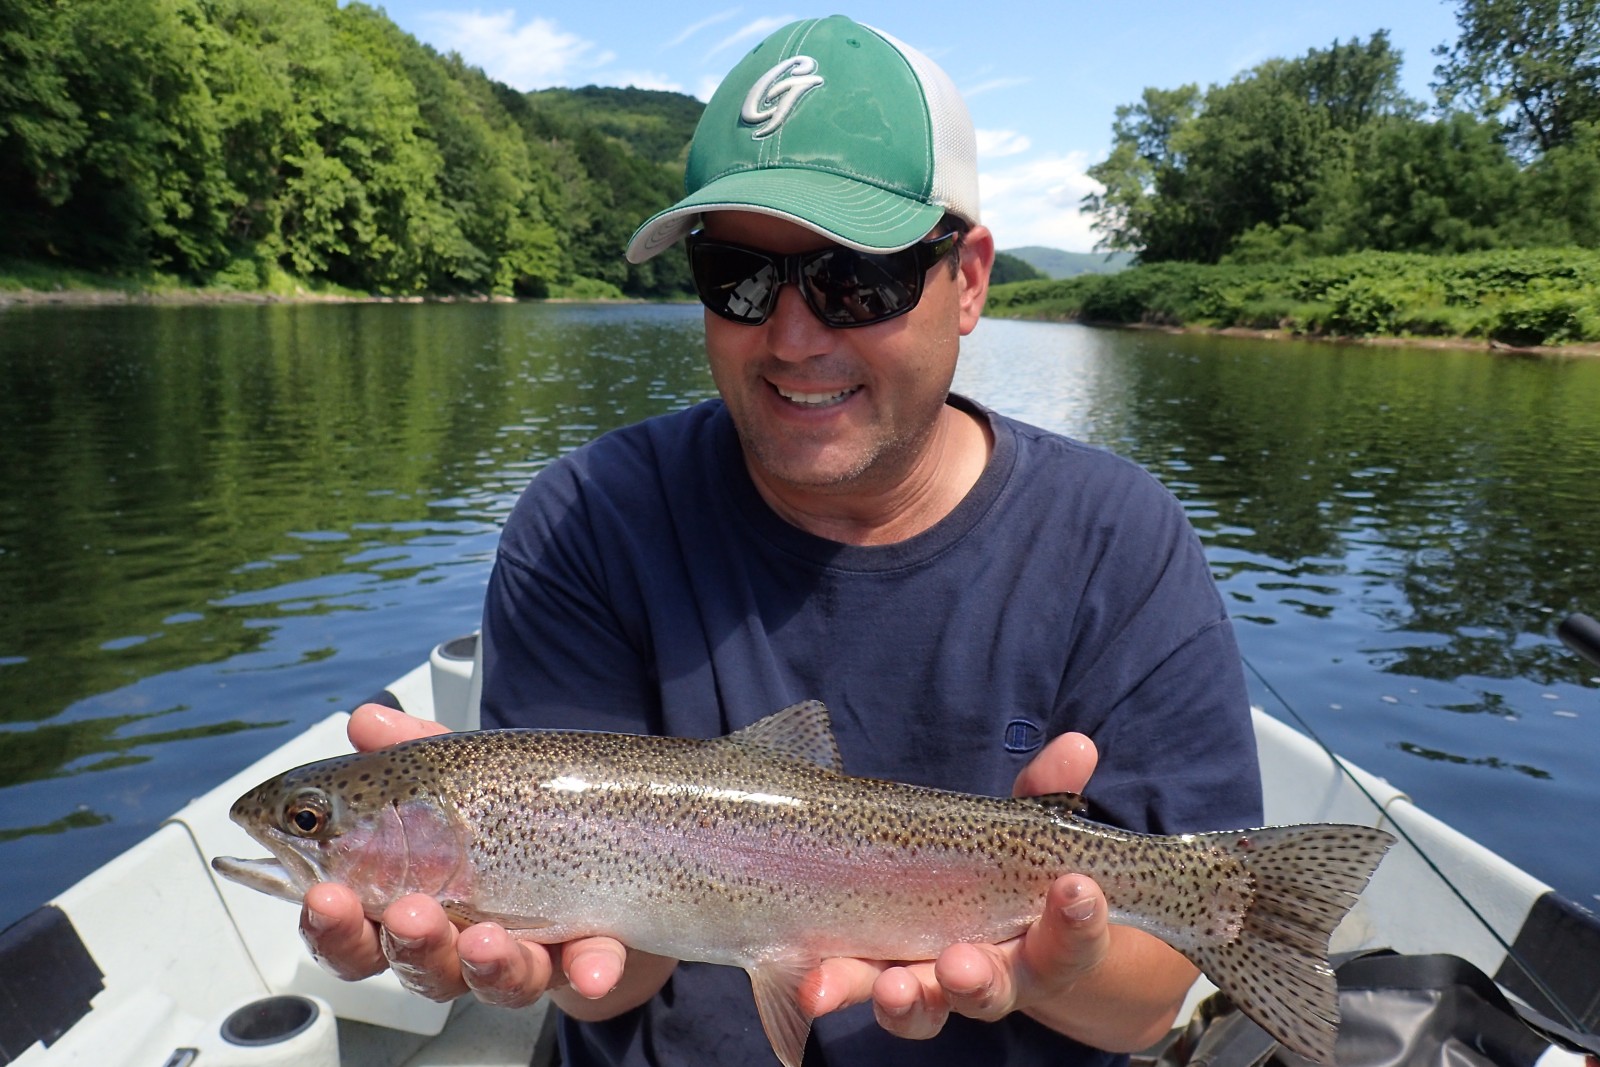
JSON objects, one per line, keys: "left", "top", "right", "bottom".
{"left": 0, "top": 258, "right": 635, "bottom": 307}
{"left": 0, "top": 256, "right": 370, "bottom": 306}
{"left": 985, "top": 248, "right": 1600, "bottom": 348}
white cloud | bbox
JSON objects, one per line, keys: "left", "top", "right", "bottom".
{"left": 979, "top": 153, "right": 1104, "bottom": 252}
{"left": 419, "top": 9, "right": 613, "bottom": 90}
{"left": 963, "top": 76, "right": 1030, "bottom": 99}
{"left": 664, "top": 8, "right": 743, "bottom": 50}
{"left": 976, "top": 129, "right": 1031, "bottom": 159}
{"left": 706, "top": 16, "right": 795, "bottom": 61}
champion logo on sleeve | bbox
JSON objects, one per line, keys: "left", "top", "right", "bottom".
{"left": 740, "top": 56, "right": 825, "bottom": 139}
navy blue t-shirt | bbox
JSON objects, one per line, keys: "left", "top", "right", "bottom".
{"left": 479, "top": 395, "right": 1261, "bottom": 1067}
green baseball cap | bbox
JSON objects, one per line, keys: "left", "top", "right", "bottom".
{"left": 626, "top": 16, "right": 979, "bottom": 263}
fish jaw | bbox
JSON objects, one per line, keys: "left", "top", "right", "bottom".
{"left": 211, "top": 855, "right": 307, "bottom": 903}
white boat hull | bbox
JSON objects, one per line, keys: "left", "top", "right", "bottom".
{"left": 3, "top": 636, "right": 1593, "bottom": 1066}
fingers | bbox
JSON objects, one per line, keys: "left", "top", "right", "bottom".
{"left": 304, "top": 883, "right": 618, "bottom": 1010}
{"left": 872, "top": 964, "right": 950, "bottom": 1039}
{"left": 934, "top": 943, "right": 1015, "bottom": 1021}
{"left": 558, "top": 937, "right": 630, "bottom": 1000}
{"left": 301, "top": 882, "right": 388, "bottom": 981}
{"left": 378, "top": 895, "right": 471, "bottom": 1001}
{"left": 457, "top": 923, "right": 562, "bottom": 1009}
{"left": 347, "top": 703, "right": 450, "bottom": 752}
{"left": 811, "top": 956, "right": 889, "bottom": 1018}
{"left": 1013, "top": 731, "right": 1098, "bottom": 798}
{"left": 848, "top": 874, "right": 1111, "bottom": 1042}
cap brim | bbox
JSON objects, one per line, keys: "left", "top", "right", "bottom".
{"left": 626, "top": 169, "right": 947, "bottom": 263}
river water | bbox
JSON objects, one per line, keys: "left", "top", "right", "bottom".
{"left": 1, "top": 301, "right": 1596, "bottom": 930}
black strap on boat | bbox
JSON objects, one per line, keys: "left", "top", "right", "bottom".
{"left": 1241, "top": 655, "right": 1596, "bottom": 1044}
{"left": 1156, "top": 950, "right": 1596, "bottom": 1067}
{"left": 0, "top": 905, "right": 105, "bottom": 1063}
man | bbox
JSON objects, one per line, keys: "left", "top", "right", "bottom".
{"left": 303, "top": 15, "right": 1261, "bottom": 1067}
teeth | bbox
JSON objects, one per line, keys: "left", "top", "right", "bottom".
{"left": 776, "top": 385, "right": 858, "bottom": 407}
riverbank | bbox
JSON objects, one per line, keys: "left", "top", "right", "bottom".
{"left": 11, "top": 250, "right": 1600, "bottom": 358}
{"left": 0, "top": 258, "right": 631, "bottom": 309}
{"left": 1090, "top": 320, "right": 1600, "bottom": 358}
{"left": 12, "top": 276, "right": 1596, "bottom": 358}
{"left": 987, "top": 247, "right": 1600, "bottom": 352}
{"left": 0, "top": 285, "right": 518, "bottom": 309}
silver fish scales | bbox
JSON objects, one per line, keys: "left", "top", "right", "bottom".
{"left": 214, "top": 700, "right": 1393, "bottom": 1065}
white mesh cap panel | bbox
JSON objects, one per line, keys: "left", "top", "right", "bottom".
{"left": 869, "top": 25, "right": 981, "bottom": 226}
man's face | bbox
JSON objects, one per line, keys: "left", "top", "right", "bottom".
{"left": 699, "top": 211, "right": 991, "bottom": 501}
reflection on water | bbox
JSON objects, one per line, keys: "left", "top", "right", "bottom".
{"left": 0, "top": 302, "right": 717, "bottom": 922}
{"left": 0, "top": 305, "right": 1596, "bottom": 926}
{"left": 956, "top": 321, "right": 1600, "bottom": 907}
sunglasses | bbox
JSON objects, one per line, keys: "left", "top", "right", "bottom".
{"left": 685, "top": 229, "right": 962, "bottom": 329}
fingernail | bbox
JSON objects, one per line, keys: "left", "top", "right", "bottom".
{"left": 302, "top": 907, "right": 336, "bottom": 935}
{"left": 381, "top": 927, "right": 422, "bottom": 955}
{"left": 1060, "top": 882, "right": 1097, "bottom": 923}
{"left": 460, "top": 957, "right": 502, "bottom": 984}
{"left": 878, "top": 1000, "right": 912, "bottom": 1019}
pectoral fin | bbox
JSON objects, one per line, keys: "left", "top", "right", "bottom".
{"left": 746, "top": 956, "right": 819, "bottom": 1067}
{"left": 440, "top": 899, "right": 554, "bottom": 937}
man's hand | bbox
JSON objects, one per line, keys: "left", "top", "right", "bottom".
{"left": 298, "top": 703, "right": 676, "bottom": 1014}
{"left": 807, "top": 731, "right": 1196, "bottom": 1052}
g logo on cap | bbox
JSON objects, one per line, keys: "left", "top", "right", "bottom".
{"left": 740, "top": 56, "right": 825, "bottom": 139}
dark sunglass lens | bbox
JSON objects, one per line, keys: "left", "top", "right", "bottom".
{"left": 800, "top": 247, "right": 919, "bottom": 326}
{"left": 691, "top": 242, "right": 779, "bottom": 323}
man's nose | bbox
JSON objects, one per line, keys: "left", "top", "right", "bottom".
{"left": 763, "top": 283, "right": 832, "bottom": 361}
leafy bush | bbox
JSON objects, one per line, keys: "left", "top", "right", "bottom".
{"left": 987, "top": 248, "right": 1600, "bottom": 346}
{"left": 1487, "top": 287, "right": 1600, "bottom": 346}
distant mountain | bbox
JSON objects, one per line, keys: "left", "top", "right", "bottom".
{"left": 1004, "top": 247, "right": 1134, "bottom": 278}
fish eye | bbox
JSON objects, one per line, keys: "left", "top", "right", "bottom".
{"left": 284, "top": 789, "right": 332, "bottom": 837}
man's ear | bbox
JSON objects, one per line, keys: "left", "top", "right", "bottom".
{"left": 956, "top": 225, "right": 995, "bottom": 336}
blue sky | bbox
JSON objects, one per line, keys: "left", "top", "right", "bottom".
{"left": 363, "top": 2, "right": 1466, "bottom": 251}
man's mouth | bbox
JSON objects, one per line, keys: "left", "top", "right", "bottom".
{"left": 773, "top": 384, "right": 861, "bottom": 408}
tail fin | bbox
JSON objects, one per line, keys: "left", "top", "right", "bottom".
{"left": 1185, "top": 824, "right": 1394, "bottom": 1065}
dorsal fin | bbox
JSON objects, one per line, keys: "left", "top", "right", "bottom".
{"left": 722, "top": 700, "right": 843, "bottom": 771}
{"left": 1025, "top": 791, "right": 1086, "bottom": 815}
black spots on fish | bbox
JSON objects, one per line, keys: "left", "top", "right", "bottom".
{"left": 1177, "top": 824, "right": 1392, "bottom": 1063}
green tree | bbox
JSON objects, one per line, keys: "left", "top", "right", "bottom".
{"left": 0, "top": 0, "right": 702, "bottom": 294}
{"left": 1300, "top": 111, "right": 1520, "bottom": 254}
{"left": 2, "top": 0, "right": 237, "bottom": 272}
{"left": 1087, "top": 35, "right": 1415, "bottom": 262}
{"left": 1082, "top": 86, "right": 1200, "bottom": 256}
{"left": 1434, "top": 0, "right": 1600, "bottom": 156}
{"left": 1165, "top": 62, "right": 1338, "bottom": 261}
{"left": 1515, "top": 120, "right": 1600, "bottom": 244}
{"left": 0, "top": 0, "right": 88, "bottom": 252}
{"left": 1283, "top": 31, "right": 1416, "bottom": 132}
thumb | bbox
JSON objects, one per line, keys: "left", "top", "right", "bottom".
{"left": 1013, "top": 731, "right": 1098, "bottom": 799}
{"left": 348, "top": 703, "right": 449, "bottom": 752}
{"left": 1019, "top": 875, "right": 1109, "bottom": 997}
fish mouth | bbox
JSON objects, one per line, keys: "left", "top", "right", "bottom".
{"left": 211, "top": 855, "right": 309, "bottom": 903}
{"left": 214, "top": 819, "right": 329, "bottom": 902}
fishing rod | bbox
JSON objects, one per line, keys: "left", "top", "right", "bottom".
{"left": 1240, "top": 618, "right": 1598, "bottom": 1043}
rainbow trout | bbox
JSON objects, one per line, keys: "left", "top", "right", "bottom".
{"left": 213, "top": 701, "right": 1393, "bottom": 1065}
